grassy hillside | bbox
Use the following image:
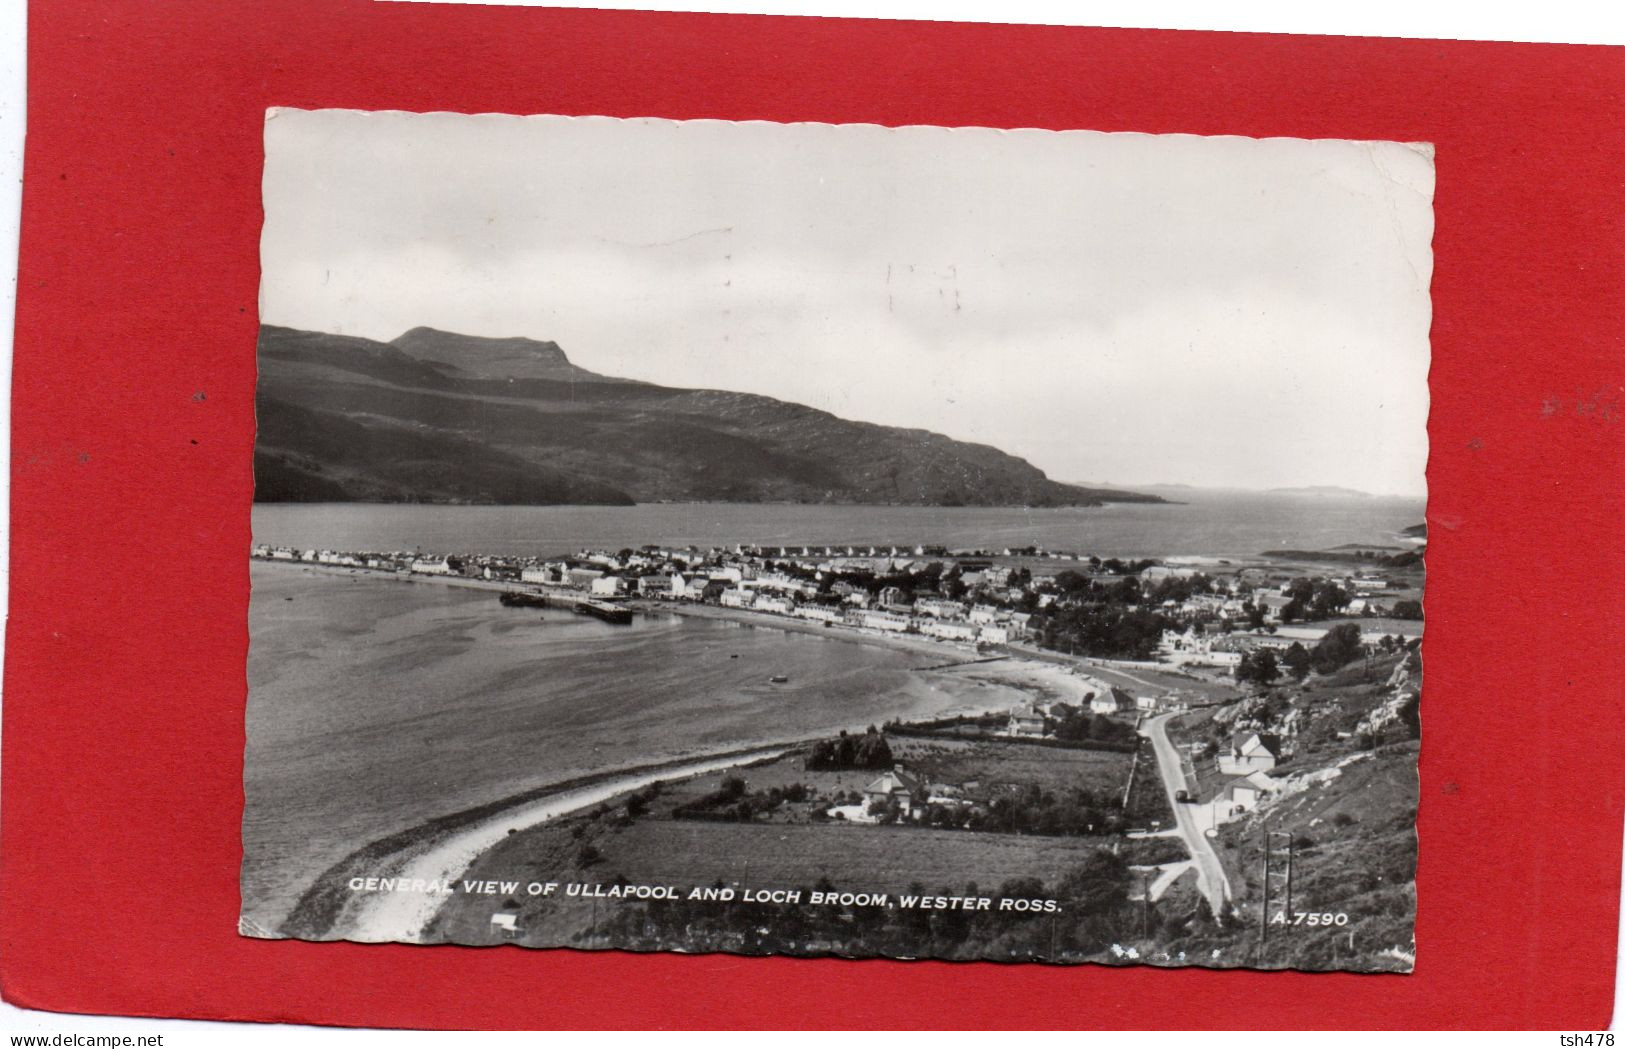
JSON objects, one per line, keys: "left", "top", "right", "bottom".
{"left": 255, "top": 324, "right": 1166, "bottom": 508}
{"left": 1160, "top": 650, "right": 1420, "bottom": 971}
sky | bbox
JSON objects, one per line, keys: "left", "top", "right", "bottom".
{"left": 260, "top": 110, "right": 1434, "bottom": 497}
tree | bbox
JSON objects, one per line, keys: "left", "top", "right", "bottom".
{"left": 1054, "top": 570, "right": 1091, "bottom": 594}
{"left": 1236, "top": 649, "right": 1280, "bottom": 686}
{"left": 1054, "top": 712, "right": 1089, "bottom": 742}
{"left": 1392, "top": 599, "right": 1424, "bottom": 620}
{"left": 1311, "top": 622, "right": 1365, "bottom": 673}
{"left": 1281, "top": 641, "right": 1312, "bottom": 681}
{"left": 1310, "top": 581, "right": 1351, "bottom": 619}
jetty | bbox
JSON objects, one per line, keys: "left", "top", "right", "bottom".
{"left": 574, "top": 599, "right": 634, "bottom": 625}
{"left": 498, "top": 589, "right": 634, "bottom": 624}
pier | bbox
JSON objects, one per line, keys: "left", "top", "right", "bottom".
{"left": 498, "top": 589, "right": 633, "bottom": 624}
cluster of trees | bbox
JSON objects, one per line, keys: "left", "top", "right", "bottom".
{"left": 1037, "top": 604, "right": 1170, "bottom": 660}
{"left": 964, "top": 785, "right": 1122, "bottom": 837}
{"left": 1311, "top": 623, "right": 1366, "bottom": 673}
{"left": 1053, "top": 711, "right": 1137, "bottom": 745}
{"left": 671, "top": 776, "right": 812, "bottom": 823}
{"left": 804, "top": 728, "right": 894, "bottom": 771}
{"left": 1235, "top": 624, "right": 1377, "bottom": 686}
{"left": 1235, "top": 649, "right": 1282, "bottom": 686}
{"left": 595, "top": 851, "right": 1136, "bottom": 961}
{"left": 813, "top": 561, "right": 972, "bottom": 603}
{"left": 669, "top": 775, "right": 748, "bottom": 821}
{"left": 1278, "top": 577, "right": 1352, "bottom": 623}
{"left": 623, "top": 783, "right": 662, "bottom": 819}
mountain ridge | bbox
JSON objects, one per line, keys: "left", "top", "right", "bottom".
{"left": 254, "top": 324, "right": 1166, "bottom": 509}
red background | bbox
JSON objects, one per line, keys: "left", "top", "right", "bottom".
{"left": 3, "top": 0, "right": 1623, "bottom": 1029}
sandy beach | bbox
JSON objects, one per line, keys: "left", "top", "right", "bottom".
{"left": 338, "top": 745, "right": 793, "bottom": 942}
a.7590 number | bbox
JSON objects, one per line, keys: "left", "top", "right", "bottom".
{"left": 1269, "top": 911, "right": 1349, "bottom": 926}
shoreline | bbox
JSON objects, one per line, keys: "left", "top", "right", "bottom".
{"left": 627, "top": 597, "right": 988, "bottom": 664}
{"left": 271, "top": 740, "right": 813, "bottom": 943}
{"left": 258, "top": 559, "right": 1012, "bottom": 667}
{"left": 347, "top": 745, "right": 799, "bottom": 944}
{"left": 251, "top": 560, "right": 1156, "bottom": 943}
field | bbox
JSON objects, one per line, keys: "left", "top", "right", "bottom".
{"left": 423, "top": 735, "right": 1142, "bottom": 950}
{"left": 887, "top": 736, "right": 1132, "bottom": 799}
{"left": 428, "top": 804, "right": 1115, "bottom": 948}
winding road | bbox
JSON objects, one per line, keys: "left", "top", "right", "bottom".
{"left": 1142, "top": 712, "right": 1231, "bottom": 915}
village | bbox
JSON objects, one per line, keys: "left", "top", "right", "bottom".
{"left": 257, "top": 533, "right": 1422, "bottom": 954}
{"left": 252, "top": 535, "right": 1422, "bottom": 671}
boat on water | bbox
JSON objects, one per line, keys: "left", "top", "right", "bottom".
{"left": 769, "top": 675, "right": 789, "bottom": 684}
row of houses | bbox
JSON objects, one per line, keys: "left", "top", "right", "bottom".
{"left": 253, "top": 546, "right": 468, "bottom": 577}
{"left": 715, "top": 592, "right": 1023, "bottom": 645}
{"left": 1157, "top": 618, "right": 1423, "bottom": 668}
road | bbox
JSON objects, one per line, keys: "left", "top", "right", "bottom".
{"left": 1143, "top": 712, "right": 1231, "bottom": 915}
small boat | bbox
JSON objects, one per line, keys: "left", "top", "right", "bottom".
{"left": 730, "top": 654, "right": 739, "bottom": 659}
{"left": 769, "top": 675, "right": 789, "bottom": 684}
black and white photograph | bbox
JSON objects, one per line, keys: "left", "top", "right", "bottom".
{"left": 243, "top": 110, "right": 1431, "bottom": 972}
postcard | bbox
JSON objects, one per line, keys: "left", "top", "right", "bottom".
{"left": 242, "top": 110, "right": 1431, "bottom": 971}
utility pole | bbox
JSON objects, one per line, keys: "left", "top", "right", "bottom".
{"left": 1140, "top": 870, "right": 1153, "bottom": 940}
{"left": 1258, "top": 825, "right": 1270, "bottom": 958}
{"left": 1259, "top": 827, "right": 1295, "bottom": 963}
{"left": 1284, "top": 831, "right": 1295, "bottom": 923}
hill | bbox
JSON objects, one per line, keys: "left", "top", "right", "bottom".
{"left": 1160, "top": 651, "right": 1419, "bottom": 971}
{"left": 254, "top": 324, "right": 1166, "bottom": 508}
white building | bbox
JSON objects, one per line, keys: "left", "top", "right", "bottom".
{"left": 410, "top": 558, "right": 453, "bottom": 576}
{"left": 567, "top": 567, "right": 604, "bottom": 588}
{"left": 1089, "top": 686, "right": 1134, "bottom": 715}
{"left": 1218, "top": 732, "right": 1282, "bottom": 775}
{"left": 590, "top": 576, "right": 627, "bottom": 597}
{"left": 1007, "top": 704, "right": 1046, "bottom": 737}
{"left": 920, "top": 620, "right": 977, "bottom": 642}
{"left": 1226, "top": 771, "right": 1279, "bottom": 815}
{"left": 860, "top": 610, "right": 910, "bottom": 633}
